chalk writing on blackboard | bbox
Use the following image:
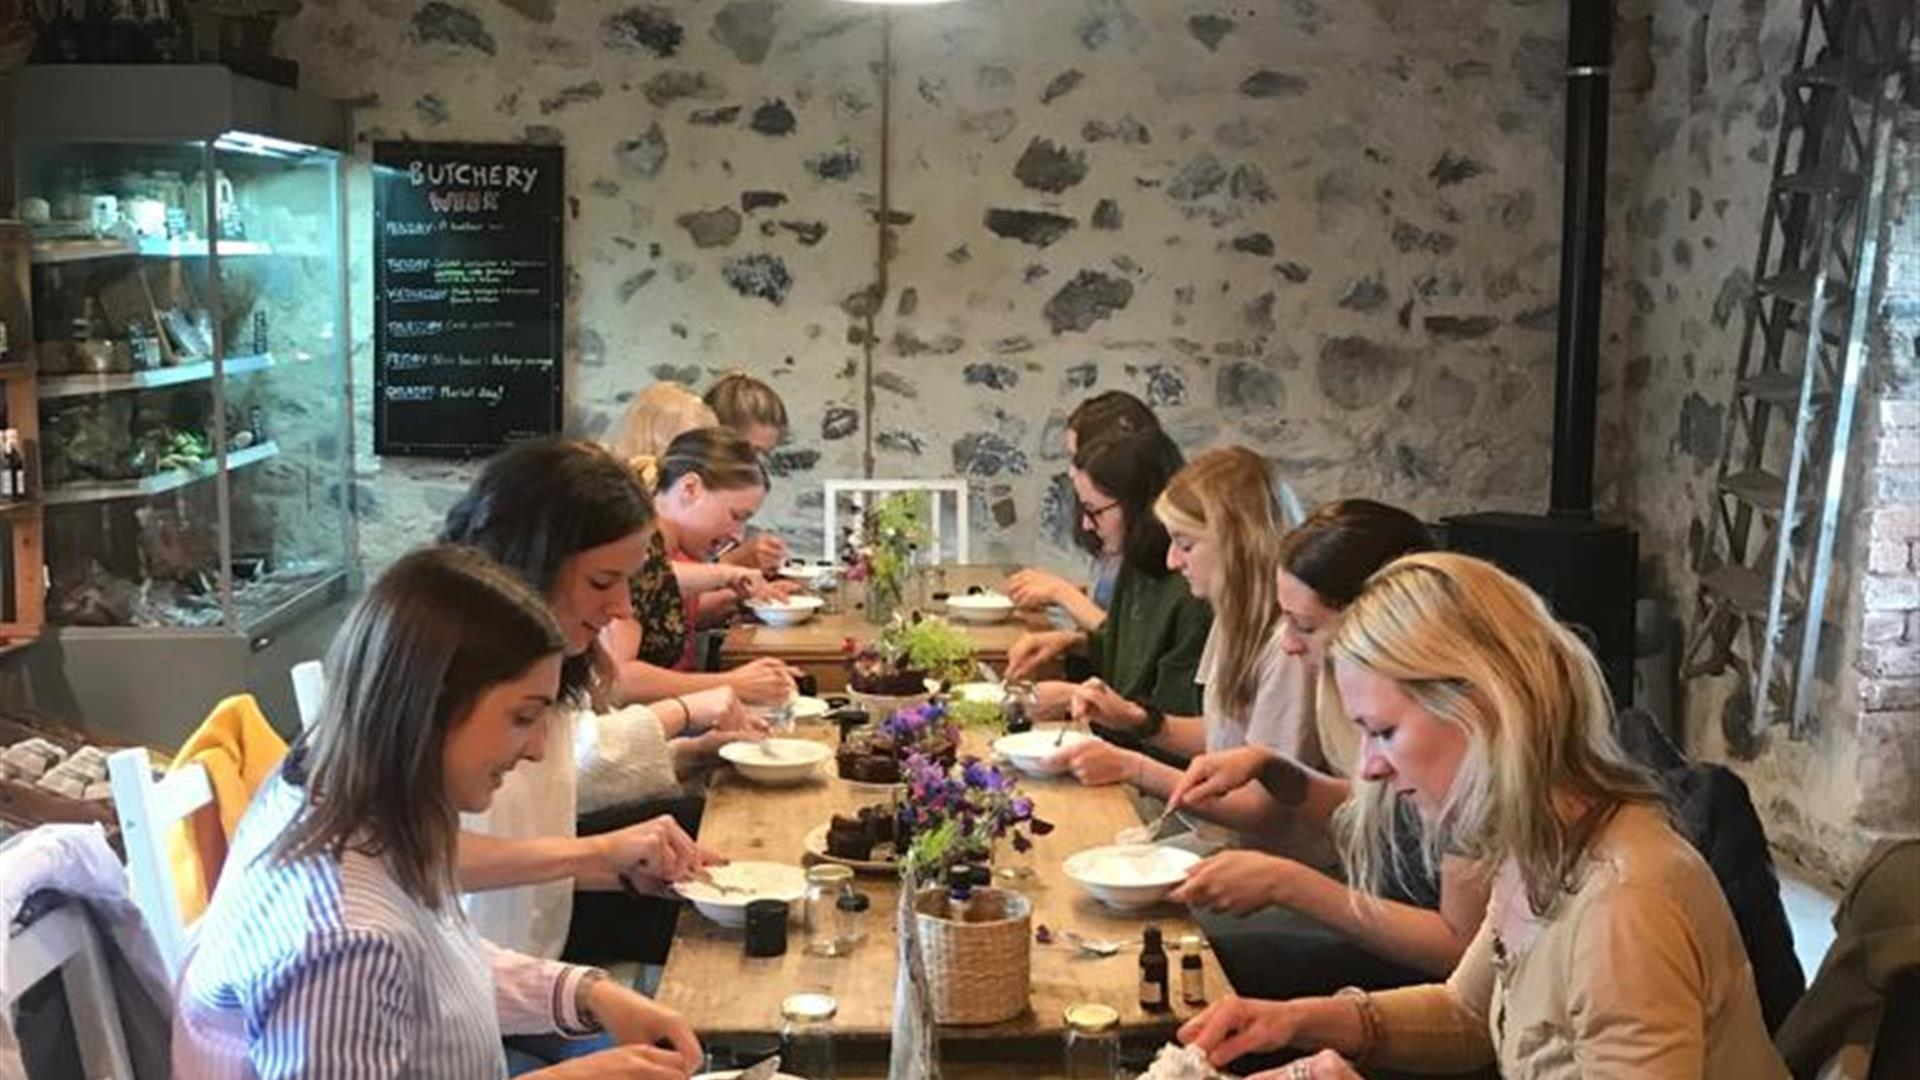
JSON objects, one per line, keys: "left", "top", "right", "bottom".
{"left": 373, "top": 141, "right": 564, "bottom": 457}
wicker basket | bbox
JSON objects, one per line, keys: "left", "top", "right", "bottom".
{"left": 912, "top": 886, "right": 1032, "bottom": 1025}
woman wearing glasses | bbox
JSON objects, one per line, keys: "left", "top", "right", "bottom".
{"left": 1004, "top": 390, "right": 1162, "bottom": 628}
{"left": 1004, "top": 429, "right": 1212, "bottom": 723}
{"left": 1045, "top": 447, "right": 1328, "bottom": 858}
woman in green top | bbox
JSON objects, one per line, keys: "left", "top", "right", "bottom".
{"left": 1005, "top": 429, "right": 1212, "bottom": 719}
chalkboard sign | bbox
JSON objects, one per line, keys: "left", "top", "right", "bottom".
{"left": 373, "top": 142, "right": 564, "bottom": 457}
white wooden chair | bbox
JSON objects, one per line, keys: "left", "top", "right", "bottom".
{"left": 823, "top": 478, "right": 970, "bottom": 565}
{"left": 290, "top": 659, "right": 326, "bottom": 730}
{"left": 4, "top": 899, "right": 137, "bottom": 1079}
{"left": 106, "top": 747, "right": 213, "bottom": 976}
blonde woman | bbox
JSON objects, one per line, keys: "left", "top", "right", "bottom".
{"left": 602, "top": 383, "right": 798, "bottom": 706}
{"left": 1162, "top": 501, "right": 1488, "bottom": 995}
{"left": 1048, "top": 447, "right": 1324, "bottom": 855}
{"left": 610, "top": 382, "right": 716, "bottom": 464}
{"left": 704, "top": 371, "right": 791, "bottom": 571}
{"left": 1180, "top": 553, "right": 1785, "bottom": 1079}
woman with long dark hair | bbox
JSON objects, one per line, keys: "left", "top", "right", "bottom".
{"left": 1004, "top": 429, "right": 1211, "bottom": 721}
{"left": 174, "top": 546, "right": 702, "bottom": 1078}
{"left": 438, "top": 439, "right": 721, "bottom": 974}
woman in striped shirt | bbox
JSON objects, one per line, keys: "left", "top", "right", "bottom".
{"left": 174, "top": 546, "right": 703, "bottom": 1079}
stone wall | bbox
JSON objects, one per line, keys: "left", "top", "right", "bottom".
{"left": 1604, "top": 0, "right": 1917, "bottom": 883}
{"left": 275, "top": 0, "right": 1911, "bottom": 878}
{"left": 275, "top": 0, "right": 1569, "bottom": 568}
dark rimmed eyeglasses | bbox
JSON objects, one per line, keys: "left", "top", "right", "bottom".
{"left": 1079, "top": 499, "right": 1121, "bottom": 525}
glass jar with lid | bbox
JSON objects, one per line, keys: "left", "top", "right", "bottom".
{"left": 1062, "top": 1002, "right": 1121, "bottom": 1078}
{"left": 802, "top": 864, "right": 855, "bottom": 945}
{"left": 798, "top": 857, "right": 852, "bottom": 941}
{"left": 780, "top": 992, "right": 838, "bottom": 1079}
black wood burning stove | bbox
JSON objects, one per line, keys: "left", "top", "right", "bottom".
{"left": 1444, "top": 0, "right": 1638, "bottom": 706}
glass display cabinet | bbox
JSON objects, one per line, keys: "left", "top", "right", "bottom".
{"left": 7, "top": 65, "right": 355, "bottom": 743}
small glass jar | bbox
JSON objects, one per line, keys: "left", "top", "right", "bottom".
{"left": 803, "top": 864, "right": 855, "bottom": 943}
{"left": 1002, "top": 679, "right": 1037, "bottom": 734}
{"left": 780, "top": 992, "right": 838, "bottom": 1080}
{"left": 995, "top": 830, "right": 1037, "bottom": 882}
{"left": 832, "top": 887, "right": 870, "bottom": 950}
{"left": 1063, "top": 1002, "right": 1121, "bottom": 1078}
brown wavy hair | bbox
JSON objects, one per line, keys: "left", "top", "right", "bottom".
{"left": 273, "top": 546, "right": 566, "bottom": 910}
{"left": 704, "top": 371, "right": 789, "bottom": 433}
{"left": 632, "top": 426, "right": 769, "bottom": 498}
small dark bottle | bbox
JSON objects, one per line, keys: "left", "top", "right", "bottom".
{"left": 1138, "top": 925, "right": 1171, "bottom": 1012}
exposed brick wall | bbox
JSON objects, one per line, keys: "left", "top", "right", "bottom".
{"left": 1852, "top": 109, "right": 1919, "bottom": 839}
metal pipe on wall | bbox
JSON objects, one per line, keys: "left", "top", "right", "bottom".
{"left": 1550, "top": 0, "right": 1614, "bottom": 518}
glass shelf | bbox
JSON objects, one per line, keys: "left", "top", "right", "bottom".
{"left": 38, "top": 353, "right": 272, "bottom": 399}
{"left": 42, "top": 440, "right": 278, "bottom": 506}
{"left": 29, "top": 237, "right": 294, "bottom": 263}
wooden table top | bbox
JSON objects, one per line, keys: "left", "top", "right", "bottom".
{"left": 717, "top": 565, "right": 1058, "bottom": 683}
{"left": 654, "top": 729, "right": 1229, "bottom": 1043}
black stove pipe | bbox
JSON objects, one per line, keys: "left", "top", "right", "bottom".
{"left": 1549, "top": 0, "right": 1613, "bottom": 518}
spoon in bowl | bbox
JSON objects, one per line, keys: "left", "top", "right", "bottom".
{"left": 1115, "top": 806, "right": 1192, "bottom": 846}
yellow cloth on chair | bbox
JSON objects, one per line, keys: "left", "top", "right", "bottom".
{"left": 165, "top": 694, "right": 288, "bottom": 924}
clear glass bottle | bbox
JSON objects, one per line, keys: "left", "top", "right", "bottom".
{"left": 802, "top": 864, "right": 854, "bottom": 953}
{"left": 780, "top": 992, "right": 837, "bottom": 1079}
{"left": 1063, "top": 1002, "right": 1121, "bottom": 1078}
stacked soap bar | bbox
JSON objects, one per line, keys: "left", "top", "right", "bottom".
{"left": 0, "top": 737, "right": 114, "bottom": 801}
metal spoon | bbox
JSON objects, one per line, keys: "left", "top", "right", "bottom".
{"left": 735, "top": 1053, "right": 784, "bottom": 1080}
{"left": 1116, "top": 806, "right": 1191, "bottom": 846}
{"left": 1060, "top": 929, "right": 1135, "bottom": 957}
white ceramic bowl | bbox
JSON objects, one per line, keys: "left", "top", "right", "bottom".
{"left": 694, "top": 1071, "right": 803, "bottom": 1080}
{"left": 672, "top": 861, "right": 809, "bottom": 928}
{"left": 1062, "top": 844, "right": 1202, "bottom": 910}
{"left": 788, "top": 695, "right": 830, "bottom": 721}
{"left": 747, "top": 595, "right": 824, "bottom": 627}
{"left": 944, "top": 591, "right": 1015, "bottom": 624}
{"left": 718, "top": 739, "right": 831, "bottom": 785}
{"left": 992, "top": 728, "right": 1092, "bottom": 776}
{"left": 778, "top": 561, "right": 838, "bottom": 587}
{"left": 948, "top": 681, "right": 1007, "bottom": 705}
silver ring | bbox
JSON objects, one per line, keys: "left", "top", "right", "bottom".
{"left": 1288, "top": 1061, "right": 1313, "bottom": 1080}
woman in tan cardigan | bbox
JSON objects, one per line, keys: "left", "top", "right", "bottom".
{"left": 1180, "top": 552, "right": 1786, "bottom": 1079}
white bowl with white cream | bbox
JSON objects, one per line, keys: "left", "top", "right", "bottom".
{"left": 944, "top": 591, "right": 1015, "bottom": 624}
{"left": 992, "top": 728, "right": 1092, "bottom": 776}
{"left": 1063, "top": 844, "right": 1202, "bottom": 910}
{"left": 718, "top": 738, "right": 831, "bottom": 785}
{"left": 747, "top": 595, "right": 824, "bottom": 627}
{"left": 673, "top": 861, "right": 809, "bottom": 927}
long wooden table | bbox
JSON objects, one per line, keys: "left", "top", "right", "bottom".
{"left": 718, "top": 565, "right": 1058, "bottom": 692}
{"left": 654, "top": 730, "right": 1229, "bottom": 1047}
